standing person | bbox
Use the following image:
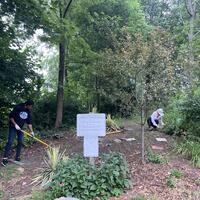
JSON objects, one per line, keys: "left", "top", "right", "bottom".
{"left": 1, "top": 100, "right": 35, "bottom": 166}
{"left": 147, "top": 108, "right": 164, "bottom": 130}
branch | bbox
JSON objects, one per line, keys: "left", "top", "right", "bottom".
{"left": 185, "top": 0, "right": 192, "bottom": 16}
{"left": 63, "top": 0, "right": 73, "bottom": 18}
{"left": 193, "top": 29, "right": 200, "bottom": 38}
{"left": 178, "top": 1, "right": 185, "bottom": 26}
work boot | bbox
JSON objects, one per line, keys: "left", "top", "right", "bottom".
{"left": 15, "top": 157, "right": 21, "bottom": 162}
{"left": 1, "top": 158, "right": 8, "bottom": 167}
{"left": 148, "top": 127, "right": 154, "bottom": 131}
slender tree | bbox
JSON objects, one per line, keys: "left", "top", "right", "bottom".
{"left": 185, "top": 0, "right": 196, "bottom": 65}
{"left": 54, "top": 0, "right": 73, "bottom": 128}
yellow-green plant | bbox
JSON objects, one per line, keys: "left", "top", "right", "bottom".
{"left": 91, "top": 107, "right": 97, "bottom": 113}
{"left": 174, "top": 140, "right": 200, "bottom": 167}
{"left": 32, "top": 146, "right": 68, "bottom": 187}
{"left": 106, "top": 114, "right": 120, "bottom": 131}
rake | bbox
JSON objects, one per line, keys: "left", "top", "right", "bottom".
{"left": 21, "top": 130, "right": 50, "bottom": 148}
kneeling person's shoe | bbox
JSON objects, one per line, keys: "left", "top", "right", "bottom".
{"left": 15, "top": 157, "right": 21, "bottom": 162}
{"left": 149, "top": 127, "right": 153, "bottom": 131}
{"left": 1, "top": 158, "right": 8, "bottom": 167}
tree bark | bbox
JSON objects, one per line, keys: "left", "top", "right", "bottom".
{"left": 141, "top": 106, "right": 145, "bottom": 164}
{"left": 55, "top": 0, "right": 73, "bottom": 128}
{"left": 185, "top": 0, "right": 196, "bottom": 66}
{"left": 55, "top": 42, "right": 65, "bottom": 128}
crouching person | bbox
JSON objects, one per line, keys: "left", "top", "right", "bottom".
{"left": 147, "top": 108, "right": 164, "bottom": 131}
{"left": 1, "top": 100, "right": 35, "bottom": 166}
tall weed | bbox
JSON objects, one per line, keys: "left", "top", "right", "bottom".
{"left": 174, "top": 139, "right": 200, "bottom": 167}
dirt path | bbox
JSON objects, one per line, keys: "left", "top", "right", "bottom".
{"left": 0, "top": 123, "right": 200, "bottom": 200}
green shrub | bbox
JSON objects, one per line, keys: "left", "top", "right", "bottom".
{"left": 49, "top": 153, "right": 132, "bottom": 200}
{"left": 170, "top": 168, "right": 183, "bottom": 179}
{"left": 163, "top": 94, "right": 186, "bottom": 136}
{"left": 178, "top": 88, "right": 200, "bottom": 137}
{"left": 167, "top": 176, "right": 176, "bottom": 188}
{"left": 33, "top": 93, "right": 84, "bottom": 131}
{"left": 174, "top": 139, "right": 200, "bottom": 167}
{"left": 164, "top": 88, "right": 200, "bottom": 138}
{"left": 131, "top": 194, "right": 146, "bottom": 200}
{"left": 166, "top": 168, "right": 183, "bottom": 188}
{"left": 146, "top": 148, "right": 166, "bottom": 164}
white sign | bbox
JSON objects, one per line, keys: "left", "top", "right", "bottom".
{"left": 84, "top": 137, "right": 99, "bottom": 157}
{"left": 77, "top": 113, "right": 106, "bottom": 157}
{"left": 77, "top": 113, "right": 106, "bottom": 137}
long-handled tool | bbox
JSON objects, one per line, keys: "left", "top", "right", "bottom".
{"left": 21, "top": 130, "right": 50, "bottom": 148}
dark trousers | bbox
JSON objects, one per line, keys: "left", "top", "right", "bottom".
{"left": 3, "top": 126, "right": 23, "bottom": 159}
{"left": 147, "top": 117, "right": 159, "bottom": 128}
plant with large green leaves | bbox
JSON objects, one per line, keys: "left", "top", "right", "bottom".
{"left": 48, "top": 153, "right": 132, "bottom": 200}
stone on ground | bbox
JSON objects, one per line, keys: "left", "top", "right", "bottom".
{"left": 122, "top": 137, "right": 136, "bottom": 141}
{"left": 113, "top": 138, "right": 121, "bottom": 143}
{"left": 151, "top": 145, "right": 164, "bottom": 150}
{"left": 156, "top": 137, "right": 167, "bottom": 142}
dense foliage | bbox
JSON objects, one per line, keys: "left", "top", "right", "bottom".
{"left": 0, "top": 0, "right": 200, "bottom": 132}
{"left": 164, "top": 87, "right": 200, "bottom": 137}
{"left": 0, "top": 0, "right": 43, "bottom": 129}
{"left": 174, "top": 139, "right": 200, "bottom": 167}
{"left": 47, "top": 153, "right": 132, "bottom": 200}
{"left": 1, "top": 0, "right": 200, "bottom": 198}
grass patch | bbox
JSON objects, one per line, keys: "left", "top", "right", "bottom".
{"left": 131, "top": 194, "right": 146, "bottom": 200}
{"left": 166, "top": 168, "right": 183, "bottom": 188}
{"left": 167, "top": 176, "right": 176, "bottom": 188}
{"left": 174, "top": 139, "right": 200, "bottom": 167}
{"left": 170, "top": 168, "right": 183, "bottom": 179}
{"left": 146, "top": 148, "right": 167, "bottom": 164}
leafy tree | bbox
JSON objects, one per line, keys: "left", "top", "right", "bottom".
{"left": 140, "top": 0, "right": 171, "bottom": 27}
{"left": 0, "top": 2, "right": 43, "bottom": 126}
{"left": 69, "top": 0, "right": 150, "bottom": 112}
{"left": 141, "top": 0, "right": 200, "bottom": 85}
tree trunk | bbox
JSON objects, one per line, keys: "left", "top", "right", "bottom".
{"left": 95, "top": 76, "right": 100, "bottom": 111}
{"left": 55, "top": 41, "right": 65, "bottom": 128}
{"left": 185, "top": 0, "right": 196, "bottom": 66}
{"left": 188, "top": 10, "right": 194, "bottom": 65}
{"left": 54, "top": 0, "right": 73, "bottom": 128}
{"left": 141, "top": 105, "right": 145, "bottom": 164}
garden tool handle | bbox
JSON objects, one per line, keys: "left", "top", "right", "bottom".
{"left": 21, "top": 130, "right": 50, "bottom": 148}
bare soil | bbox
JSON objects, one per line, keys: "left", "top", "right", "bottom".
{"left": 0, "top": 123, "right": 199, "bottom": 200}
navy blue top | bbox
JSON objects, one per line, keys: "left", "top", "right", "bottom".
{"left": 9, "top": 103, "right": 32, "bottom": 128}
